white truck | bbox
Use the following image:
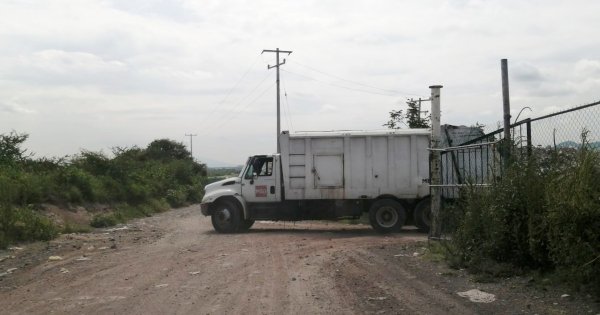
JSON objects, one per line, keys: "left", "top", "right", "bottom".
{"left": 200, "top": 129, "right": 432, "bottom": 233}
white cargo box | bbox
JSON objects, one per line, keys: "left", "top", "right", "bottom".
{"left": 279, "top": 130, "right": 430, "bottom": 200}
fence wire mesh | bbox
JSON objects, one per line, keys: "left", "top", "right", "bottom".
{"left": 526, "top": 101, "right": 600, "bottom": 149}
{"left": 439, "top": 100, "right": 600, "bottom": 198}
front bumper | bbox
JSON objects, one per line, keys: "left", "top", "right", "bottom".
{"left": 200, "top": 203, "right": 211, "bottom": 216}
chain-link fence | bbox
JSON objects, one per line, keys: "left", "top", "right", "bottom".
{"left": 525, "top": 101, "right": 600, "bottom": 149}
{"left": 439, "top": 100, "right": 600, "bottom": 198}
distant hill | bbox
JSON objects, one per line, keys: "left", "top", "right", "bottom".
{"left": 197, "top": 156, "right": 241, "bottom": 167}
{"left": 556, "top": 141, "right": 600, "bottom": 149}
{"left": 207, "top": 166, "right": 243, "bottom": 177}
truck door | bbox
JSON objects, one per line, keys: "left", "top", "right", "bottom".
{"left": 241, "top": 156, "right": 281, "bottom": 203}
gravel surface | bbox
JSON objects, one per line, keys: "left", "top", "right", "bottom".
{"left": 0, "top": 205, "right": 597, "bottom": 314}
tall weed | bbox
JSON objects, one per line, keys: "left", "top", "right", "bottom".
{"left": 448, "top": 133, "right": 600, "bottom": 293}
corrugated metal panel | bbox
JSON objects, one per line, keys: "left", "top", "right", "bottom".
{"left": 280, "top": 130, "right": 430, "bottom": 200}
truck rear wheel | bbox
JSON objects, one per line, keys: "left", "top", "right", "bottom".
{"left": 413, "top": 197, "right": 431, "bottom": 233}
{"left": 369, "top": 199, "right": 406, "bottom": 233}
{"left": 240, "top": 219, "right": 255, "bottom": 231}
{"left": 211, "top": 200, "right": 242, "bottom": 233}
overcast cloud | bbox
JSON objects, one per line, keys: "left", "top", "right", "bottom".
{"left": 1, "top": 0, "right": 599, "bottom": 165}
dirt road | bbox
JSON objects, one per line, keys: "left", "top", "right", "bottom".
{"left": 0, "top": 206, "right": 597, "bottom": 314}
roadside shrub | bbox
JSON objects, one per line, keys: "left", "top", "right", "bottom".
{"left": 0, "top": 204, "right": 58, "bottom": 249}
{"left": 62, "top": 222, "right": 91, "bottom": 234}
{"left": 0, "top": 131, "right": 29, "bottom": 166}
{"left": 0, "top": 131, "right": 208, "bottom": 247}
{"left": 146, "top": 198, "right": 170, "bottom": 213}
{"left": 545, "top": 139, "right": 600, "bottom": 292}
{"left": 90, "top": 213, "right": 118, "bottom": 228}
{"left": 72, "top": 151, "right": 111, "bottom": 176}
{"left": 186, "top": 182, "right": 205, "bottom": 203}
{"left": 125, "top": 181, "right": 152, "bottom": 204}
{"left": 64, "top": 167, "right": 97, "bottom": 201}
{"left": 165, "top": 188, "right": 188, "bottom": 208}
{"left": 451, "top": 157, "right": 547, "bottom": 269}
{"left": 447, "top": 133, "right": 600, "bottom": 294}
{"left": 115, "top": 204, "right": 148, "bottom": 220}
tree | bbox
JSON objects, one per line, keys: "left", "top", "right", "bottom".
{"left": 383, "top": 109, "right": 404, "bottom": 129}
{"left": 383, "top": 99, "right": 430, "bottom": 129}
{"left": 0, "top": 131, "right": 29, "bottom": 165}
{"left": 145, "top": 139, "right": 191, "bottom": 161}
{"left": 405, "top": 99, "right": 430, "bottom": 128}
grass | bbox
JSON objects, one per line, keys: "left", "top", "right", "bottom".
{"left": 62, "top": 222, "right": 92, "bottom": 234}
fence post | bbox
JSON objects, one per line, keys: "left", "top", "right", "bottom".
{"left": 526, "top": 118, "right": 532, "bottom": 157}
{"left": 501, "top": 59, "right": 512, "bottom": 141}
{"left": 429, "top": 85, "right": 443, "bottom": 240}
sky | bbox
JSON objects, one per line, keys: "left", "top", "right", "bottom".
{"left": 1, "top": 0, "right": 599, "bottom": 166}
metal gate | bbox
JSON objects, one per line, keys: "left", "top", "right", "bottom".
{"left": 433, "top": 141, "right": 501, "bottom": 198}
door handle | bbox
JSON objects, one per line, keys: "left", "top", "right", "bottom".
{"left": 270, "top": 186, "right": 275, "bottom": 194}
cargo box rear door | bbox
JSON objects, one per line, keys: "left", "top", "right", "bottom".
{"left": 313, "top": 154, "right": 344, "bottom": 188}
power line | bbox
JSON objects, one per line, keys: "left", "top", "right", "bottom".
{"left": 282, "top": 69, "right": 399, "bottom": 96}
{"left": 198, "top": 53, "right": 262, "bottom": 126}
{"left": 288, "top": 59, "right": 425, "bottom": 97}
{"left": 199, "top": 71, "right": 271, "bottom": 134}
{"left": 281, "top": 76, "right": 294, "bottom": 132}
{"left": 203, "top": 81, "right": 276, "bottom": 137}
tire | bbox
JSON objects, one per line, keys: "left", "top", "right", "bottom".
{"left": 240, "top": 219, "right": 255, "bottom": 231}
{"left": 211, "top": 200, "right": 242, "bottom": 233}
{"left": 413, "top": 197, "right": 431, "bottom": 233}
{"left": 368, "top": 199, "right": 407, "bottom": 233}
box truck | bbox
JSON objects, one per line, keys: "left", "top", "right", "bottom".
{"left": 200, "top": 129, "right": 432, "bottom": 233}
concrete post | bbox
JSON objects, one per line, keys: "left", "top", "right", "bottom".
{"left": 501, "top": 59, "right": 512, "bottom": 165}
{"left": 501, "top": 59, "right": 511, "bottom": 141}
{"left": 429, "top": 85, "right": 443, "bottom": 239}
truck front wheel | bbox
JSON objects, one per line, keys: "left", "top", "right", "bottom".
{"left": 211, "top": 200, "right": 242, "bottom": 233}
{"left": 369, "top": 199, "right": 406, "bottom": 233}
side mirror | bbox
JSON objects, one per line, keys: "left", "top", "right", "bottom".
{"left": 250, "top": 172, "right": 258, "bottom": 184}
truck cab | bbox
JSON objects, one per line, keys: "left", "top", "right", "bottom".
{"left": 201, "top": 155, "right": 282, "bottom": 233}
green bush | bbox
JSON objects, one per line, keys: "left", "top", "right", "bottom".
{"left": 90, "top": 213, "right": 119, "bottom": 228}
{"left": 545, "top": 142, "right": 600, "bottom": 292}
{"left": 165, "top": 188, "right": 188, "bottom": 208}
{"left": 62, "top": 222, "right": 91, "bottom": 234}
{"left": 447, "top": 134, "right": 600, "bottom": 293}
{"left": 0, "top": 131, "right": 208, "bottom": 247}
{"left": 147, "top": 198, "right": 170, "bottom": 213}
{"left": 0, "top": 205, "right": 58, "bottom": 249}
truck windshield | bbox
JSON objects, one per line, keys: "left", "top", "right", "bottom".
{"left": 239, "top": 157, "right": 251, "bottom": 178}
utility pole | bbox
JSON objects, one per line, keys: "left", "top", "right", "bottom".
{"left": 262, "top": 48, "right": 292, "bottom": 153}
{"left": 185, "top": 133, "right": 197, "bottom": 159}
